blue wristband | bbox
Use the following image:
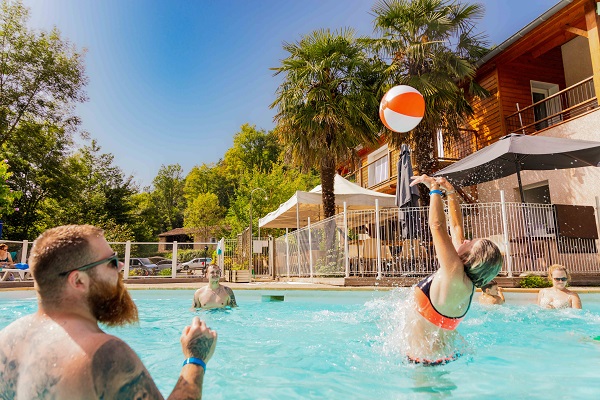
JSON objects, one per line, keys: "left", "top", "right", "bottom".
{"left": 183, "top": 357, "right": 206, "bottom": 371}
{"left": 429, "top": 189, "right": 443, "bottom": 196}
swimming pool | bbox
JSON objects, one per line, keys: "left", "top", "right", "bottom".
{"left": 2, "top": 289, "right": 600, "bottom": 399}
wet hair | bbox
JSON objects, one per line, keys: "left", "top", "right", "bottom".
{"left": 460, "top": 238, "right": 502, "bottom": 288}
{"left": 480, "top": 279, "right": 498, "bottom": 293}
{"left": 547, "top": 264, "right": 570, "bottom": 284}
{"left": 29, "top": 225, "right": 104, "bottom": 305}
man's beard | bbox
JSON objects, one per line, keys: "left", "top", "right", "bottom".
{"left": 88, "top": 274, "right": 138, "bottom": 326}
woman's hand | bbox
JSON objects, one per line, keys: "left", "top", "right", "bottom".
{"left": 410, "top": 174, "right": 439, "bottom": 189}
{"left": 435, "top": 177, "right": 455, "bottom": 192}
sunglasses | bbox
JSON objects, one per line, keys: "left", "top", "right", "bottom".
{"left": 553, "top": 277, "right": 568, "bottom": 282}
{"left": 59, "top": 252, "right": 119, "bottom": 276}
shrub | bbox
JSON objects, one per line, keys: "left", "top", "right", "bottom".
{"left": 519, "top": 275, "right": 552, "bottom": 288}
{"left": 158, "top": 268, "right": 172, "bottom": 276}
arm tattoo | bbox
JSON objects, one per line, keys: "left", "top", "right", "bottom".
{"left": 225, "top": 287, "right": 238, "bottom": 307}
{"left": 187, "top": 335, "right": 215, "bottom": 361}
{"left": 92, "top": 338, "right": 164, "bottom": 400}
{"left": 0, "top": 347, "right": 18, "bottom": 400}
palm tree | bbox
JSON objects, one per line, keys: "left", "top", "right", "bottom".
{"left": 369, "top": 0, "right": 489, "bottom": 178}
{"left": 271, "top": 28, "right": 382, "bottom": 219}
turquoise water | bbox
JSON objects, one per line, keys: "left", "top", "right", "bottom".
{"left": 2, "top": 289, "right": 600, "bottom": 399}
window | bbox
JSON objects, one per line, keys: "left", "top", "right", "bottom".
{"left": 531, "top": 81, "right": 562, "bottom": 130}
{"left": 367, "top": 145, "right": 389, "bottom": 187}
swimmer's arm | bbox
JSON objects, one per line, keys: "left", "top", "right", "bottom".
{"left": 92, "top": 338, "right": 165, "bottom": 399}
{"left": 225, "top": 287, "right": 238, "bottom": 307}
{"left": 571, "top": 293, "right": 582, "bottom": 309}
{"left": 536, "top": 289, "right": 543, "bottom": 306}
{"left": 429, "top": 186, "right": 464, "bottom": 276}
{"left": 436, "top": 177, "right": 464, "bottom": 246}
{"left": 497, "top": 287, "right": 505, "bottom": 304}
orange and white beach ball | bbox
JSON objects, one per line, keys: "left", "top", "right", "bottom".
{"left": 379, "top": 85, "right": 425, "bottom": 133}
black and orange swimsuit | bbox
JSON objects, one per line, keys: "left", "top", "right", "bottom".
{"left": 414, "top": 274, "right": 474, "bottom": 331}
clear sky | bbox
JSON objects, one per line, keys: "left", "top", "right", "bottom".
{"left": 22, "top": 0, "right": 558, "bottom": 188}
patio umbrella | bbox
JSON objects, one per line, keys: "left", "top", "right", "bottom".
{"left": 434, "top": 133, "right": 600, "bottom": 202}
{"left": 396, "top": 144, "right": 421, "bottom": 238}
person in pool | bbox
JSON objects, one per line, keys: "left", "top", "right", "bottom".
{"left": 193, "top": 264, "right": 238, "bottom": 309}
{"left": 405, "top": 175, "right": 503, "bottom": 365}
{"left": 0, "top": 225, "right": 217, "bottom": 399}
{"left": 537, "top": 264, "right": 582, "bottom": 309}
{"left": 479, "top": 280, "right": 505, "bottom": 305}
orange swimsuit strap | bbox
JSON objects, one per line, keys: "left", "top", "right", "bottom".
{"left": 414, "top": 286, "right": 464, "bottom": 330}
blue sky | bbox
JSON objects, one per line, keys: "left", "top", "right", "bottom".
{"left": 22, "top": 0, "right": 558, "bottom": 188}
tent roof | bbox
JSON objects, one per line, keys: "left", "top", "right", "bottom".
{"left": 259, "top": 174, "right": 396, "bottom": 229}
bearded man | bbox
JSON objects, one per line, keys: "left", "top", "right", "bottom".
{"left": 0, "top": 225, "right": 217, "bottom": 399}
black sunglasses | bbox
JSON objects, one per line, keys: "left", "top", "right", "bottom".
{"left": 59, "top": 252, "right": 119, "bottom": 276}
{"left": 553, "top": 277, "right": 568, "bottom": 282}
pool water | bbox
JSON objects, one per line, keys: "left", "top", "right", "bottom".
{"left": 2, "top": 289, "right": 600, "bottom": 399}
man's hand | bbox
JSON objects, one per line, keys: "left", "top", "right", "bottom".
{"left": 181, "top": 317, "right": 217, "bottom": 363}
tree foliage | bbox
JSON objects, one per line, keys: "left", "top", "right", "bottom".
{"left": 271, "top": 28, "right": 382, "bottom": 219}
{"left": 0, "top": 0, "right": 87, "bottom": 146}
{"left": 152, "top": 164, "right": 186, "bottom": 232}
{"left": 184, "top": 192, "right": 225, "bottom": 240}
{"left": 368, "top": 0, "right": 489, "bottom": 177}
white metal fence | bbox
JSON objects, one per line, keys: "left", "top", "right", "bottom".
{"left": 273, "top": 198, "right": 600, "bottom": 278}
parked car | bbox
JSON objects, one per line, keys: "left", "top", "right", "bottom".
{"left": 155, "top": 259, "right": 183, "bottom": 272}
{"left": 128, "top": 258, "right": 159, "bottom": 276}
{"left": 181, "top": 257, "right": 212, "bottom": 274}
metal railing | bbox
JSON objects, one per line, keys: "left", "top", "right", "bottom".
{"left": 505, "top": 76, "right": 598, "bottom": 135}
{"left": 350, "top": 129, "right": 480, "bottom": 190}
{"left": 273, "top": 199, "right": 600, "bottom": 279}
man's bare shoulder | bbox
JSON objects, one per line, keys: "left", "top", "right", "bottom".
{"left": 92, "top": 336, "right": 163, "bottom": 399}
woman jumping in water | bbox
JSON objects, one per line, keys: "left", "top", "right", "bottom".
{"left": 405, "top": 175, "right": 502, "bottom": 365}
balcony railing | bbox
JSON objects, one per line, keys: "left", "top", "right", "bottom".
{"left": 505, "top": 76, "right": 598, "bottom": 135}
{"left": 348, "top": 129, "right": 479, "bottom": 190}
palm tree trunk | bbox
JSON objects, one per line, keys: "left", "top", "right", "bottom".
{"left": 320, "top": 157, "right": 336, "bottom": 219}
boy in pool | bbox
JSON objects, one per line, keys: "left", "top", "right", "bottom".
{"left": 478, "top": 280, "right": 505, "bottom": 305}
{"left": 0, "top": 225, "right": 218, "bottom": 399}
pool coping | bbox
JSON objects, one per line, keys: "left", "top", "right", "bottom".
{"left": 2, "top": 281, "right": 600, "bottom": 293}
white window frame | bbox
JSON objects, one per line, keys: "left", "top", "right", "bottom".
{"left": 367, "top": 145, "right": 389, "bottom": 187}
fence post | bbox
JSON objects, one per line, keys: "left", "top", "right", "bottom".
{"left": 124, "top": 241, "right": 131, "bottom": 279}
{"left": 20, "top": 240, "right": 28, "bottom": 264}
{"left": 596, "top": 196, "right": 600, "bottom": 248}
{"left": 171, "top": 241, "right": 178, "bottom": 279}
{"left": 269, "top": 236, "right": 274, "bottom": 279}
{"left": 285, "top": 228, "right": 290, "bottom": 279}
{"left": 344, "top": 202, "right": 349, "bottom": 278}
{"left": 308, "top": 217, "right": 313, "bottom": 280}
{"left": 375, "top": 199, "right": 381, "bottom": 280}
{"left": 500, "top": 191, "right": 513, "bottom": 277}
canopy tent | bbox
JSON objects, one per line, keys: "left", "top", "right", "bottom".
{"left": 259, "top": 174, "right": 397, "bottom": 229}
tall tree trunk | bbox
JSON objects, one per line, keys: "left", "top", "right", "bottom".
{"left": 320, "top": 157, "right": 336, "bottom": 219}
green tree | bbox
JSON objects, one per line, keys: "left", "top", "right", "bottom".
{"left": 222, "top": 124, "right": 280, "bottom": 176}
{"left": 1, "top": 121, "right": 78, "bottom": 239}
{"left": 369, "top": 0, "right": 488, "bottom": 178}
{"left": 128, "top": 191, "right": 163, "bottom": 241}
{"left": 184, "top": 162, "right": 235, "bottom": 210}
{"left": 184, "top": 192, "right": 225, "bottom": 241}
{"left": 271, "top": 28, "right": 381, "bottom": 219}
{"left": 152, "top": 164, "right": 185, "bottom": 231}
{"left": 0, "top": 158, "right": 20, "bottom": 219}
{"left": 0, "top": 0, "right": 87, "bottom": 146}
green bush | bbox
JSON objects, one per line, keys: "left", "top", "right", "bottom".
{"left": 519, "top": 275, "right": 552, "bottom": 288}
{"left": 175, "top": 249, "right": 212, "bottom": 263}
{"left": 158, "top": 268, "right": 172, "bottom": 276}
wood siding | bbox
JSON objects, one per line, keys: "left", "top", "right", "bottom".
{"left": 497, "top": 47, "right": 566, "bottom": 137}
{"left": 468, "top": 70, "right": 502, "bottom": 146}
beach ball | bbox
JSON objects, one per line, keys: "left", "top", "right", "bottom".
{"left": 379, "top": 85, "right": 425, "bottom": 132}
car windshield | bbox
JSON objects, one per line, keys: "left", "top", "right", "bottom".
{"left": 139, "top": 258, "right": 152, "bottom": 265}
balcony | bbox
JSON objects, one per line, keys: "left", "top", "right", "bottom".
{"left": 505, "top": 76, "right": 598, "bottom": 135}
{"left": 347, "top": 128, "right": 480, "bottom": 192}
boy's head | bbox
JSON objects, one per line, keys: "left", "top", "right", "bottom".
{"left": 481, "top": 279, "right": 498, "bottom": 294}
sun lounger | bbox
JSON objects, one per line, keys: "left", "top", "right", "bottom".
{"left": 0, "top": 268, "right": 33, "bottom": 281}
